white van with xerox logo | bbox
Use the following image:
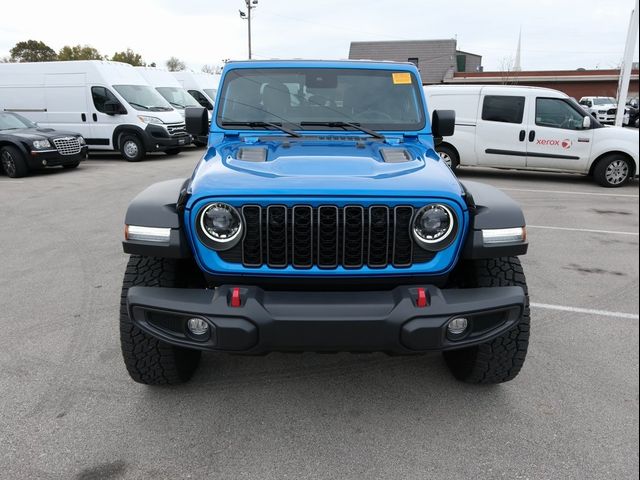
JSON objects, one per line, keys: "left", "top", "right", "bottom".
{"left": 0, "top": 60, "right": 191, "bottom": 162}
{"left": 425, "top": 85, "right": 639, "bottom": 187}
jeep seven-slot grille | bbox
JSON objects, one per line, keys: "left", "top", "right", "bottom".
{"left": 220, "top": 205, "right": 436, "bottom": 269}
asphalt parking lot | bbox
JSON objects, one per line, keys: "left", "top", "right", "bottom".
{"left": 1, "top": 147, "right": 638, "bottom": 480}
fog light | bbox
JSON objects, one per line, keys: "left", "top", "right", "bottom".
{"left": 42, "top": 160, "right": 48, "bottom": 166}
{"left": 447, "top": 317, "right": 469, "bottom": 336}
{"left": 187, "top": 317, "right": 209, "bottom": 336}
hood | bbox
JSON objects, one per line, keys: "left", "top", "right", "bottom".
{"left": 187, "top": 136, "right": 465, "bottom": 207}
{"left": 1, "top": 128, "right": 82, "bottom": 141}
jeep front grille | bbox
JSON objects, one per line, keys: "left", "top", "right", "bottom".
{"left": 219, "top": 205, "right": 435, "bottom": 269}
{"left": 52, "top": 137, "right": 81, "bottom": 156}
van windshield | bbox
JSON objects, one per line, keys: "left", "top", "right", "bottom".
{"left": 156, "top": 87, "right": 200, "bottom": 109}
{"left": 113, "top": 85, "right": 173, "bottom": 111}
{"left": 204, "top": 89, "right": 217, "bottom": 101}
{"left": 592, "top": 97, "right": 616, "bottom": 105}
{"left": 216, "top": 68, "right": 425, "bottom": 132}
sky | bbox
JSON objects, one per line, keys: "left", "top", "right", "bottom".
{"left": 1, "top": 0, "right": 638, "bottom": 72}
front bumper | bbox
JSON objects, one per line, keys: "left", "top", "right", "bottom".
{"left": 127, "top": 284, "right": 525, "bottom": 354}
{"left": 144, "top": 124, "right": 192, "bottom": 151}
{"left": 27, "top": 146, "right": 88, "bottom": 168}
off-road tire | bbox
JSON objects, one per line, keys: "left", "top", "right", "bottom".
{"left": 593, "top": 154, "right": 632, "bottom": 187}
{"left": 436, "top": 144, "right": 460, "bottom": 171}
{"left": 119, "top": 134, "right": 145, "bottom": 162}
{"left": 1, "top": 146, "right": 29, "bottom": 178}
{"left": 120, "top": 255, "right": 201, "bottom": 385}
{"left": 443, "top": 257, "right": 530, "bottom": 384}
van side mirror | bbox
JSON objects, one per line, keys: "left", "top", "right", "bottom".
{"left": 582, "top": 116, "right": 591, "bottom": 129}
{"left": 432, "top": 110, "right": 455, "bottom": 140}
{"left": 185, "top": 106, "right": 209, "bottom": 136}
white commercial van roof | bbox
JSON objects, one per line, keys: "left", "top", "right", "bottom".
{"left": 135, "top": 67, "right": 182, "bottom": 88}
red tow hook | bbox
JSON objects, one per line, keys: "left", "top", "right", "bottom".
{"left": 416, "top": 287, "right": 429, "bottom": 308}
{"left": 230, "top": 287, "right": 242, "bottom": 308}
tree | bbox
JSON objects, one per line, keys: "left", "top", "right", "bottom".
{"left": 166, "top": 56, "right": 186, "bottom": 72}
{"left": 201, "top": 64, "right": 223, "bottom": 74}
{"left": 111, "top": 49, "right": 145, "bottom": 66}
{"left": 58, "top": 44, "right": 103, "bottom": 61}
{"left": 10, "top": 40, "right": 57, "bottom": 62}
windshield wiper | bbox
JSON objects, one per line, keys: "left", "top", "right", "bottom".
{"left": 127, "top": 102, "right": 150, "bottom": 111}
{"left": 221, "top": 121, "right": 301, "bottom": 138}
{"left": 169, "top": 102, "right": 186, "bottom": 109}
{"left": 299, "top": 121, "right": 384, "bottom": 139}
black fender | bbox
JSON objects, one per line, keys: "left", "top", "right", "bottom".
{"left": 122, "top": 178, "right": 192, "bottom": 258}
{"left": 112, "top": 124, "right": 148, "bottom": 150}
{"left": 0, "top": 137, "right": 30, "bottom": 157}
{"left": 461, "top": 180, "right": 528, "bottom": 259}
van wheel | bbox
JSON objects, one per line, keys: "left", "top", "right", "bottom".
{"left": 119, "top": 135, "right": 145, "bottom": 162}
{"left": 1, "top": 146, "right": 29, "bottom": 178}
{"left": 593, "top": 155, "right": 631, "bottom": 187}
{"left": 436, "top": 145, "right": 459, "bottom": 171}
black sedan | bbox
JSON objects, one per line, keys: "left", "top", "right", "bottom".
{"left": 0, "top": 112, "right": 88, "bottom": 178}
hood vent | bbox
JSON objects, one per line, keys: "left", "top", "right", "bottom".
{"left": 380, "top": 148, "right": 411, "bottom": 163}
{"left": 237, "top": 147, "right": 267, "bottom": 162}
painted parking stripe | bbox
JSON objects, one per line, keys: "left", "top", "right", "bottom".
{"left": 528, "top": 225, "right": 639, "bottom": 236}
{"left": 531, "top": 302, "right": 639, "bottom": 320}
{"left": 500, "top": 187, "right": 639, "bottom": 198}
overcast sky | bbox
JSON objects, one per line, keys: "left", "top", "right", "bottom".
{"left": 1, "top": 0, "right": 638, "bottom": 72}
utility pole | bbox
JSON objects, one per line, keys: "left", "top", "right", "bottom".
{"left": 615, "top": 0, "right": 638, "bottom": 127}
{"left": 239, "top": 0, "right": 259, "bottom": 60}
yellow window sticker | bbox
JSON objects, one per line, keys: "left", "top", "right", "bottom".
{"left": 392, "top": 72, "right": 412, "bottom": 85}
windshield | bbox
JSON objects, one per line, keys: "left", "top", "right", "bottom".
{"left": 156, "top": 87, "right": 200, "bottom": 109}
{"left": 216, "top": 68, "right": 425, "bottom": 131}
{"left": 204, "top": 88, "right": 217, "bottom": 101}
{"left": 593, "top": 97, "right": 616, "bottom": 105}
{"left": 113, "top": 85, "right": 173, "bottom": 111}
{"left": 0, "top": 112, "right": 36, "bottom": 130}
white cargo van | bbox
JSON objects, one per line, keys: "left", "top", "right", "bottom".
{"left": 136, "top": 67, "right": 210, "bottom": 145}
{"left": 0, "top": 60, "right": 191, "bottom": 161}
{"left": 425, "top": 85, "right": 639, "bottom": 187}
{"left": 172, "top": 71, "right": 220, "bottom": 110}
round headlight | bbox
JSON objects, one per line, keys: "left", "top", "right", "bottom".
{"left": 197, "top": 203, "right": 243, "bottom": 250}
{"left": 412, "top": 204, "right": 457, "bottom": 250}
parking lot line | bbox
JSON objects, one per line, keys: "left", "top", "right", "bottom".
{"left": 531, "top": 302, "right": 639, "bottom": 320}
{"left": 500, "top": 187, "right": 639, "bottom": 198}
{"left": 528, "top": 225, "right": 639, "bottom": 236}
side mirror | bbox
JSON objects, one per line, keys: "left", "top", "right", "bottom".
{"left": 185, "top": 106, "right": 209, "bottom": 136}
{"left": 432, "top": 109, "right": 455, "bottom": 140}
{"left": 103, "top": 101, "right": 123, "bottom": 115}
{"left": 582, "top": 116, "right": 591, "bottom": 129}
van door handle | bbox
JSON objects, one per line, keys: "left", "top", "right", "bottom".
{"left": 92, "top": 113, "right": 98, "bottom": 122}
{"left": 529, "top": 130, "right": 536, "bottom": 142}
{"left": 519, "top": 130, "right": 526, "bottom": 141}
{"left": 81, "top": 113, "right": 86, "bottom": 122}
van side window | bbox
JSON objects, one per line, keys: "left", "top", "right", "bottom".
{"left": 481, "top": 95, "right": 525, "bottom": 124}
{"left": 188, "top": 90, "right": 213, "bottom": 109}
{"left": 536, "top": 98, "right": 586, "bottom": 130}
{"left": 92, "top": 86, "right": 123, "bottom": 113}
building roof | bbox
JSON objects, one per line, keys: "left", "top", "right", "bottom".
{"left": 448, "top": 68, "right": 639, "bottom": 83}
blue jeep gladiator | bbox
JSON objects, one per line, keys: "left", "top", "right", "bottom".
{"left": 120, "top": 60, "right": 530, "bottom": 385}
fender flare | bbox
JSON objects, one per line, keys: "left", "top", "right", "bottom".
{"left": 122, "top": 178, "right": 192, "bottom": 258}
{"left": 461, "top": 180, "right": 528, "bottom": 259}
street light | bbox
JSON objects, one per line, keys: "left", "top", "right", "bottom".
{"left": 239, "top": 0, "right": 258, "bottom": 59}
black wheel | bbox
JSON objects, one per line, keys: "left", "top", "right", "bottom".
{"left": 165, "top": 148, "right": 181, "bottom": 156}
{"left": 443, "top": 257, "right": 530, "bottom": 384}
{"left": 436, "top": 144, "right": 459, "bottom": 171}
{"left": 1, "top": 146, "right": 29, "bottom": 178}
{"left": 62, "top": 161, "right": 81, "bottom": 169}
{"left": 119, "top": 134, "right": 145, "bottom": 162}
{"left": 120, "top": 256, "right": 202, "bottom": 385}
{"left": 593, "top": 154, "right": 632, "bottom": 187}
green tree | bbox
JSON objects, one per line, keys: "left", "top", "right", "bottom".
{"left": 10, "top": 40, "right": 57, "bottom": 62}
{"left": 111, "top": 48, "right": 145, "bottom": 66}
{"left": 166, "top": 56, "right": 186, "bottom": 72}
{"left": 58, "top": 44, "right": 104, "bottom": 61}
